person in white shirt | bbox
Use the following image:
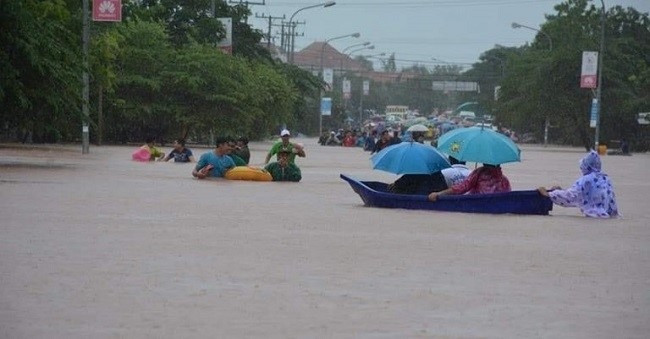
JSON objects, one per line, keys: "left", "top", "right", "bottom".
{"left": 441, "top": 156, "right": 471, "bottom": 188}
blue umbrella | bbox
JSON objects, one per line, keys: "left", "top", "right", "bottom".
{"left": 437, "top": 126, "right": 520, "bottom": 165}
{"left": 371, "top": 142, "right": 451, "bottom": 175}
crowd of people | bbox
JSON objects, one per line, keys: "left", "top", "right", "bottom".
{"left": 132, "top": 129, "right": 304, "bottom": 182}
{"left": 132, "top": 128, "right": 618, "bottom": 218}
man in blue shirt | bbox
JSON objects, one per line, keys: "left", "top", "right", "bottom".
{"left": 163, "top": 139, "right": 195, "bottom": 163}
{"left": 192, "top": 137, "right": 236, "bottom": 179}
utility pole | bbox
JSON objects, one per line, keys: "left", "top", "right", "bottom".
{"left": 255, "top": 13, "right": 284, "bottom": 49}
{"left": 81, "top": 0, "right": 90, "bottom": 154}
{"left": 229, "top": 0, "right": 266, "bottom": 23}
{"left": 594, "top": 0, "right": 606, "bottom": 150}
{"left": 284, "top": 20, "right": 305, "bottom": 60}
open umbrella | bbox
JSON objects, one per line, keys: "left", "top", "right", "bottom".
{"left": 406, "top": 124, "right": 429, "bottom": 132}
{"left": 371, "top": 142, "right": 450, "bottom": 175}
{"left": 437, "top": 126, "right": 520, "bottom": 165}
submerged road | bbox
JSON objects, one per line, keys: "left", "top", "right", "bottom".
{"left": 1, "top": 140, "right": 649, "bottom": 338}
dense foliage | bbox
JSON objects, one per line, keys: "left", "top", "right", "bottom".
{"left": 0, "top": 0, "right": 320, "bottom": 144}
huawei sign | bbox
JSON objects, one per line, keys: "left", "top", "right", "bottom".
{"left": 93, "top": 0, "right": 122, "bottom": 22}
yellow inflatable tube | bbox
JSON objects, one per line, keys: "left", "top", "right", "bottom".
{"left": 224, "top": 166, "right": 273, "bottom": 181}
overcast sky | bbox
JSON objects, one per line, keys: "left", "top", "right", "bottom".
{"left": 246, "top": 0, "right": 649, "bottom": 70}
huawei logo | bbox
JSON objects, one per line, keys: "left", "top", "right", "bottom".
{"left": 98, "top": 1, "right": 115, "bottom": 14}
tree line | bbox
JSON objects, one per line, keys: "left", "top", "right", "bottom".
{"left": 0, "top": 0, "right": 321, "bottom": 144}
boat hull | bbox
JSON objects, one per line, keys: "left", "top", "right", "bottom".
{"left": 341, "top": 174, "right": 553, "bottom": 215}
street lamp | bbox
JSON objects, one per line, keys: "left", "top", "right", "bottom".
{"left": 342, "top": 42, "right": 370, "bottom": 54}
{"left": 512, "top": 21, "right": 553, "bottom": 146}
{"left": 319, "top": 32, "right": 359, "bottom": 137}
{"left": 320, "top": 33, "right": 360, "bottom": 73}
{"left": 511, "top": 22, "right": 553, "bottom": 51}
{"left": 347, "top": 45, "right": 374, "bottom": 57}
{"left": 288, "top": 1, "right": 336, "bottom": 64}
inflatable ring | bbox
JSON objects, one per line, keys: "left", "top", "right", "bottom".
{"left": 225, "top": 166, "right": 273, "bottom": 181}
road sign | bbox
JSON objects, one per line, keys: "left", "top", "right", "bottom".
{"left": 581, "top": 51, "right": 598, "bottom": 89}
{"left": 321, "top": 97, "right": 332, "bottom": 116}
{"left": 93, "top": 0, "right": 122, "bottom": 22}
{"left": 343, "top": 79, "right": 351, "bottom": 100}
{"left": 590, "top": 99, "right": 599, "bottom": 128}
{"left": 323, "top": 68, "right": 333, "bottom": 90}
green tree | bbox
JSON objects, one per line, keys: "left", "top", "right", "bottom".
{"left": 0, "top": 0, "right": 82, "bottom": 142}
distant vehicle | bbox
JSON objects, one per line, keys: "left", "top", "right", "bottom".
{"left": 385, "top": 105, "right": 409, "bottom": 121}
{"left": 458, "top": 111, "right": 476, "bottom": 119}
{"left": 475, "top": 122, "right": 498, "bottom": 131}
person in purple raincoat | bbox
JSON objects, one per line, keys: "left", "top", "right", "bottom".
{"left": 538, "top": 151, "right": 619, "bottom": 218}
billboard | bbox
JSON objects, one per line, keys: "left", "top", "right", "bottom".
{"left": 321, "top": 97, "right": 332, "bottom": 116}
{"left": 93, "top": 0, "right": 122, "bottom": 22}
{"left": 581, "top": 51, "right": 598, "bottom": 89}
{"left": 343, "top": 79, "right": 351, "bottom": 100}
{"left": 432, "top": 81, "right": 479, "bottom": 92}
{"left": 323, "top": 68, "right": 334, "bottom": 90}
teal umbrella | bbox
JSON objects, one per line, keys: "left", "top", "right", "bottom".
{"left": 437, "top": 127, "right": 520, "bottom": 165}
{"left": 371, "top": 142, "right": 450, "bottom": 175}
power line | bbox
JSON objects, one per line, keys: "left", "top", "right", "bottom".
{"left": 266, "top": 0, "right": 557, "bottom": 8}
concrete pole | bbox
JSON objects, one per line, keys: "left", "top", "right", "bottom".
{"left": 82, "top": 0, "right": 90, "bottom": 154}
{"left": 594, "top": 0, "right": 606, "bottom": 150}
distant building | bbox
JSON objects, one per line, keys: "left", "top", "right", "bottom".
{"left": 293, "top": 42, "right": 365, "bottom": 74}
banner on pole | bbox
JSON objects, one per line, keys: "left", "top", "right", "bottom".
{"left": 217, "top": 18, "right": 233, "bottom": 54}
{"left": 321, "top": 97, "right": 332, "bottom": 116}
{"left": 343, "top": 79, "right": 351, "bottom": 100}
{"left": 432, "top": 81, "right": 478, "bottom": 92}
{"left": 589, "top": 99, "right": 599, "bottom": 128}
{"left": 581, "top": 51, "right": 598, "bottom": 89}
{"left": 494, "top": 85, "right": 501, "bottom": 101}
{"left": 323, "top": 68, "right": 334, "bottom": 90}
{"left": 363, "top": 80, "right": 370, "bottom": 96}
{"left": 93, "top": 0, "right": 122, "bottom": 22}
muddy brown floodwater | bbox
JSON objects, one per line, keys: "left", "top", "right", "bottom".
{"left": 1, "top": 140, "right": 649, "bottom": 338}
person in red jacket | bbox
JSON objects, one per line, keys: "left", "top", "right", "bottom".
{"left": 341, "top": 131, "right": 356, "bottom": 147}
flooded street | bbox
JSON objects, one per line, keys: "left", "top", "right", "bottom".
{"left": 1, "top": 140, "right": 649, "bottom": 338}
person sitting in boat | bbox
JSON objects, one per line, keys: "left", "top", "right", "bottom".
{"left": 192, "top": 137, "right": 236, "bottom": 179}
{"left": 538, "top": 150, "right": 618, "bottom": 218}
{"left": 440, "top": 156, "right": 471, "bottom": 188}
{"left": 162, "top": 139, "right": 195, "bottom": 163}
{"left": 264, "top": 150, "right": 302, "bottom": 182}
{"left": 264, "top": 129, "right": 306, "bottom": 164}
{"left": 387, "top": 171, "right": 447, "bottom": 195}
{"left": 428, "top": 164, "right": 511, "bottom": 201}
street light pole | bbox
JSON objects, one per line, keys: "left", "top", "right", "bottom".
{"left": 319, "top": 32, "right": 360, "bottom": 137}
{"left": 288, "top": 1, "right": 336, "bottom": 64}
{"left": 341, "top": 41, "right": 370, "bottom": 54}
{"left": 594, "top": 0, "right": 605, "bottom": 150}
{"left": 512, "top": 22, "right": 553, "bottom": 147}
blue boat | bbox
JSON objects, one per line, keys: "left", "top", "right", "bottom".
{"left": 340, "top": 174, "right": 553, "bottom": 215}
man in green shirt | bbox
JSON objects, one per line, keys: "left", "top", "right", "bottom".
{"left": 264, "top": 150, "right": 302, "bottom": 182}
{"left": 264, "top": 129, "right": 305, "bottom": 165}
